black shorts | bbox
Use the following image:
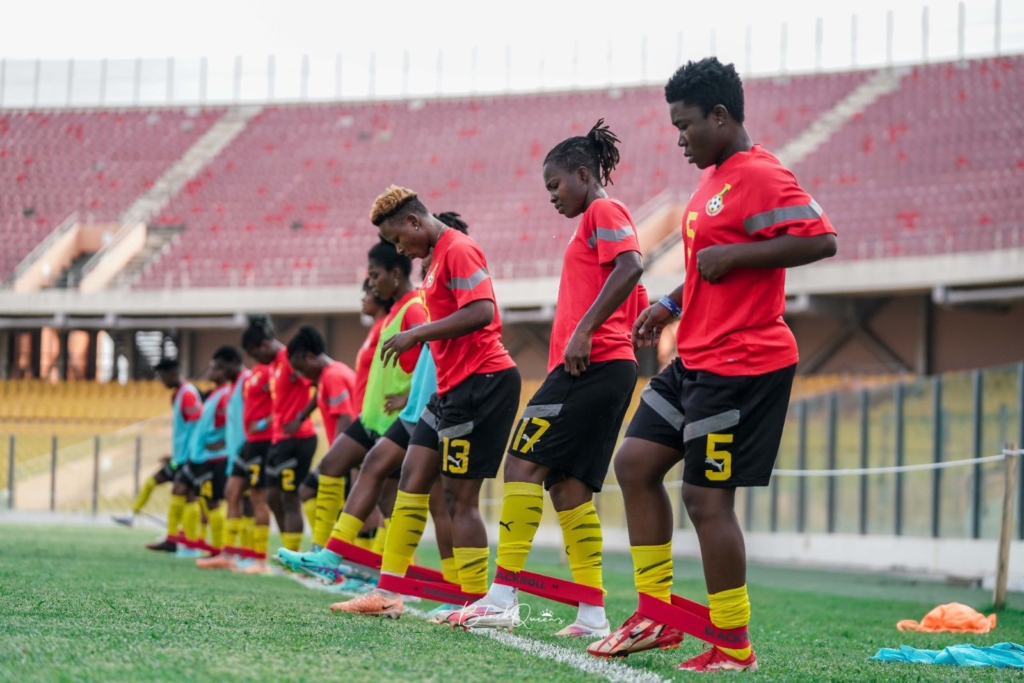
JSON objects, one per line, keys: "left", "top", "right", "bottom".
{"left": 624, "top": 358, "right": 796, "bottom": 488}
{"left": 382, "top": 418, "right": 416, "bottom": 478}
{"left": 191, "top": 458, "right": 228, "bottom": 504}
{"left": 173, "top": 461, "right": 197, "bottom": 489}
{"left": 301, "top": 467, "right": 320, "bottom": 492}
{"left": 508, "top": 360, "right": 637, "bottom": 492}
{"left": 158, "top": 460, "right": 179, "bottom": 481}
{"left": 266, "top": 436, "right": 318, "bottom": 493}
{"left": 231, "top": 440, "right": 271, "bottom": 489}
{"left": 343, "top": 417, "right": 380, "bottom": 451}
{"left": 410, "top": 367, "right": 521, "bottom": 480}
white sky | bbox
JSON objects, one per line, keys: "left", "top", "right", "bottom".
{"left": 1, "top": 0, "right": 1021, "bottom": 105}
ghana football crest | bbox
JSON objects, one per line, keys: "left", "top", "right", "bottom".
{"left": 705, "top": 184, "right": 732, "bottom": 216}
{"left": 424, "top": 262, "right": 440, "bottom": 289}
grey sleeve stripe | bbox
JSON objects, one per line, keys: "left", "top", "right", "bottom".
{"left": 420, "top": 408, "right": 438, "bottom": 429}
{"left": 641, "top": 385, "right": 684, "bottom": 431}
{"left": 743, "top": 199, "right": 823, "bottom": 234}
{"left": 446, "top": 267, "right": 490, "bottom": 291}
{"left": 683, "top": 409, "right": 741, "bottom": 442}
{"left": 586, "top": 225, "right": 635, "bottom": 248}
{"left": 522, "top": 403, "right": 563, "bottom": 419}
{"left": 326, "top": 390, "right": 350, "bottom": 407}
{"left": 438, "top": 421, "right": 474, "bottom": 439}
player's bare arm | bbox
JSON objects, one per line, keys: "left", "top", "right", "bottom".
{"left": 696, "top": 233, "right": 838, "bottom": 283}
{"left": 381, "top": 299, "right": 494, "bottom": 366}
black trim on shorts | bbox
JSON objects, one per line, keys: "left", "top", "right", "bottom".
{"left": 266, "top": 436, "right": 318, "bottom": 492}
{"left": 231, "top": 439, "right": 271, "bottom": 488}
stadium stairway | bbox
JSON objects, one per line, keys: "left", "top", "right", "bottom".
{"left": 645, "top": 67, "right": 910, "bottom": 275}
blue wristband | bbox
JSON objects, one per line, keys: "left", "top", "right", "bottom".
{"left": 657, "top": 295, "right": 682, "bottom": 319}
{"left": 256, "top": 418, "right": 268, "bottom": 431}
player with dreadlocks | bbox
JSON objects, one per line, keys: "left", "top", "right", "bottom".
{"left": 329, "top": 187, "right": 520, "bottom": 618}
{"left": 241, "top": 314, "right": 317, "bottom": 556}
{"left": 588, "top": 57, "right": 837, "bottom": 672}
{"left": 450, "top": 120, "right": 647, "bottom": 636}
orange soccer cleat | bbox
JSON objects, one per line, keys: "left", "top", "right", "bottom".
{"left": 330, "top": 590, "right": 403, "bottom": 618}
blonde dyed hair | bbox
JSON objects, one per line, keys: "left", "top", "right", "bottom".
{"left": 369, "top": 184, "right": 419, "bottom": 226}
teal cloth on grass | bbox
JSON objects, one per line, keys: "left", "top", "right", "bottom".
{"left": 873, "top": 643, "right": 1024, "bottom": 668}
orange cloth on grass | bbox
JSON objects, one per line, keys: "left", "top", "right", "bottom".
{"left": 897, "top": 603, "right": 997, "bottom": 634}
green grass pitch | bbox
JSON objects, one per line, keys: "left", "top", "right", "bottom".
{"left": 3, "top": 524, "right": 1024, "bottom": 681}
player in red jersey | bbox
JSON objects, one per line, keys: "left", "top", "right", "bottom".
{"left": 330, "top": 186, "right": 520, "bottom": 618}
{"left": 241, "top": 315, "right": 318, "bottom": 553}
{"left": 354, "top": 278, "right": 393, "bottom": 415}
{"left": 451, "top": 120, "right": 647, "bottom": 636}
{"left": 588, "top": 58, "right": 837, "bottom": 672}
{"left": 288, "top": 326, "right": 357, "bottom": 446}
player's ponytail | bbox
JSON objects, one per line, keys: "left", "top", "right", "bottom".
{"left": 435, "top": 212, "right": 469, "bottom": 235}
{"left": 241, "top": 314, "right": 275, "bottom": 349}
{"left": 543, "top": 118, "right": 622, "bottom": 187}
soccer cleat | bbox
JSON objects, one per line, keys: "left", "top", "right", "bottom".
{"left": 587, "top": 611, "right": 684, "bottom": 658}
{"left": 145, "top": 539, "right": 177, "bottom": 553}
{"left": 196, "top": 555, "right": 237, "bottom": 570}
{"left": 325, "top": 576, "right": 376, "bottom": 593}
{"left": 426, "top": 603, "right": 464, "bottom": 625}
{"left": 175, "top": 546, "right": 201, "bottom": 559}
{"left": 677, "top": 646, "right": 758, "bottom": 672}
{"left": 112, "top": 514, "right": 135, "bottom": 527}
{"left": 446, "top": 598, "right": 521, "bottom": 631}
{"left": 330, "top": 590, "right": 403, "bottom": 618}
{"left": 232, "top": 558, "right": 272, "bottom": 575}
{"left": 554, "top": 619, "right": 611, "bottom": 639}
{"left": 278, "top": 547, "right": 360, "bottom": 585}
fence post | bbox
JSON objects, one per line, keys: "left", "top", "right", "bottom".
{"left": 796, "top": 401, "right": 807, "bottom": 533}
{"left": 826, "top": 393, "right": 838, "bottom": 533}
{"left": 971, "top": 369, "right": 983, "bottom": 539}
{"left": 92, "top": 436, "right": 100, "bottom": 516}
{"left": 769, "top": 476, "right": 779, "bottom": 532}
{"left": 50, "top": 435, "right": 57, "bottom": 511}
{"left": 932, "top": 375, "right": 944, "bottom": 538}
{"left": 858, "top": 389, "right": 869, "bottom": 534}
{"left": 994, "top": 444, "right": 1018, "bottom": 610}
{"left": 134, "top": 435, "right": 142, "bottom": 500}
{"left": 894, "top": 383, "right": 905, "bottom": 536}
{"left": 7, "top": 434, "right": 14, "bottom": 510}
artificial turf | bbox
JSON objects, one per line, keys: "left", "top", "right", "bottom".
{"left": 2, "top": 524, "right": 1024, "bottom": 681}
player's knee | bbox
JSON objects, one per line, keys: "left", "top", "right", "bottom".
{"left": 549, "top": 479, "right": 592, "bottom": 511}
{"left": 503, "top": 454, "right": 546, "bottom": 484}
{"left": 682, "top": 486, "right": 731, "bottom": 527}
{"left": 613, "top": 448, "right": 651, "bottom": 491}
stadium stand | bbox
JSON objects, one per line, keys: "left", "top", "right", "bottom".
{"left": 793, "top": 56, "right": 1024, "bottom": 260}
{"left": 0, "top": 379, "right": 170, "bottom": 429}
{"left": 135, "top": 71, "right": 866, "bottom": 288}
{"left": 0, "top": 108, "right": 222, "bottom": 281}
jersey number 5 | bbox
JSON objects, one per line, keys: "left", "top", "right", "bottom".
{"left": 704, "top": 433, "right": 732, "bottom": 481}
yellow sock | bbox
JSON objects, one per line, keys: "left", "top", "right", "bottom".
{"left": 166, "top": 494, "right": 186, "bottom": 538}
{"left": 133, "top": 477, "right": 158, "bottom": 514}
{"left": 313, "top": 475, "right": 346, "bottom": 548}
{"left": 631, "top": 541, "right": 673, "bottom": 602}
{"left": 454, "top": 547, "right": 489, "bottom": 594}
{"left": 239, "top": 517, "right": 254, "bottom": 551}
{"left": 199, "top": 523, "right": 208, "bottom": 542}
{"left": 372, "top": 518, "right": 389, "bottom": 555}
{"left": 709, "top": 585, "right": 752, "bottom": 659}
{"left": 302, "top": 498, "right": 317, "bottom": 534}
{"left": 380, "top": 491, "right": 429, "bottom": 576}
{"left": 329, "top": 512, "right": 365, "bottom": 545}
{"left": 440, "top": 556, "right": 459, "bottom": 584}
{"left": 208, "top": 506, "right": 225, "bottom": 549}
{"left": 495, "top": 481, "right": 544, "bottom": 572}
{"left": 252, "top": 524, "right": 270, "bottom": 557}
{"left": 224, "top": 517, "right": 240, "bottom": 549}
{"left": 182, "top": 501, "right": 201, "bottom": 542}
{"left": 354, "top": 535, "right": 375, "bottom": 550}
{"left": 280, "top": 532, "right": 302, "bottom": 552}
{"left": 558, "top": 501, "right": 605, "bottom": 593}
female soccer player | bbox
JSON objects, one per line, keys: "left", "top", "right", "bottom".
{"left": 331, "top": 187, "right": 520, "bottom": 618}
{"left": 354, "top": 278, "right": 393, "bottom": 414}
{"left": 587, "top": 57, "right": 837, "bottom": 672}
{"left": 279, "top": 242, "right": 426, "bottom": 554}
{"left": 241, "top": 315, "right": 317, "bottom": 552}
{"left": 452, "top": 120, "right": 646, "bottom": 637}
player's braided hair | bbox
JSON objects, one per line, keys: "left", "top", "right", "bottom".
{"left": 435, "top": 212, "right": 469, "bottom": 234}
{"left": 153, "top": 357, "right": 179, "bottom": 372}
{"left": 368, "top": 238, "right": 412, "bottom": 278}
{"left": 664, "top": 57, "right": 745, "bottom": 124}
{"left": 212, "top": 345, "right": 242, "bottom": 365}
{"left": 543, "top": 118, "right": 621, "bottom": 186}
{"left": 241, "top": 314, "right": 275, "bottom": 349}
{"left": 286, "top": 325, "right": 326, "bottom": 358}
{"left": 370, "top": 184, "right": 429, "bottom": 227}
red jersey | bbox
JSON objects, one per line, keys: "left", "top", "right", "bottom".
{"left": 678, "top": 145, "right": 835, "bottom": 375}
{"left": 421, "top": 229, "right": 515, "bottom": 395}
{"left": 549, "top": 198, "right": 649, "bottom": 373}
{"left": 354, "top": 317, "right": 385, "bottom": 415}
{"left": 270, "top": 347, "right": 315, "bottom": 442}
{"left": 380, "top": 289, "right": 428, "bottom": 374}
{"left": 318, "top": 360, "right": 357, "bottom": 444}
{"left": 243, "top": 363, "right": 273, "bottom": 442}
